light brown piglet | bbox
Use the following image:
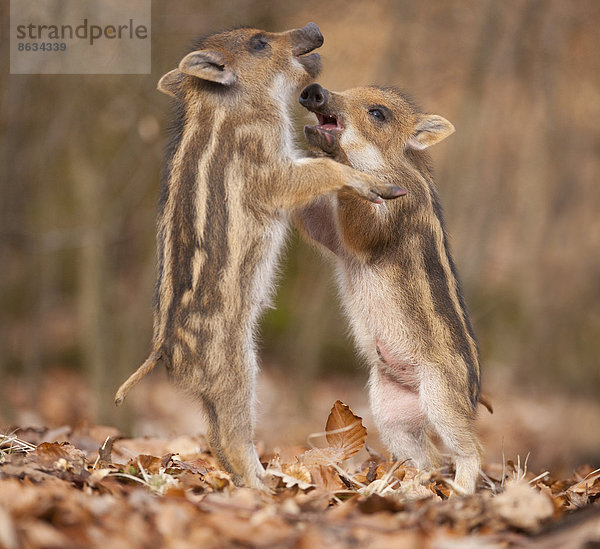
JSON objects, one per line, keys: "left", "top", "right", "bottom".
{"left": 295, "top": 84, "right": 482, "bottom": 494}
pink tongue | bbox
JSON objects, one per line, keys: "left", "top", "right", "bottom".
{"left": 320, "top": 123, "right": 337, "bottom": 130}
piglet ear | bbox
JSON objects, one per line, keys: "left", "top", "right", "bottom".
{"left": 407, "top": 114, "right": 455, "bottom": 150}
{"left": 179, "top": 50, "right": 237, "bottom": 86}
{"left": 157, "top": 69, "right": 184, "bottom": 98}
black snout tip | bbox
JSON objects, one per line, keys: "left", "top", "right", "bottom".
{"left": 299, "top": 83, "right": 326, "bottom": 109}
{"left": 303, "top": 22, "right": 323, "bottom": 46}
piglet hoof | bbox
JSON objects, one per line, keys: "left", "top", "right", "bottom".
{"left": 378, "top": 185, "right": 407, "bottom": 200}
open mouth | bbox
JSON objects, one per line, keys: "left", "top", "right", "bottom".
{"left": 292, "top": 37, "right": 322, "bottom": 65}
{"left": 293, "top": 42, "right": 319, "bottom": 57}
{"left": 314, "top": 112, "right": 342, "bottom": 132}
{"left": 295, "top": 52, "right": 320, "bottom": 64}
{"left": 294, "top": 48, "right": 322, "bottom": 77}
{"left": 303, "top": 110, "right": 343, "bottom": 155}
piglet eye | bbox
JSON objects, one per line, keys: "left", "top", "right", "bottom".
{"left": 253, "top": 39, "right": 268, "bottom": 51}
{"left": 248, "top": 35, "right": 271, "bottom": 54}
{"left": 368, "top": 108, "right": 385, "bottom": 121}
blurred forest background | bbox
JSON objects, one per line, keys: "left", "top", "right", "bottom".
{"left": 1, "top": 0, "right": 599, "bottom": 472}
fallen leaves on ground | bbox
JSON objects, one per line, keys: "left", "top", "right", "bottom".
{"left": 1, "top": 403, "right": 599, "bottom": 549}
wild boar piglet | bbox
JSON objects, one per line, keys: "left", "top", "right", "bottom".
{"left": 296, "top": 83, "right": 482, "bottom": 494}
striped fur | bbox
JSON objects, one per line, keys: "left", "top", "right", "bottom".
{"left": 115, "top": 26, "right": 405, "bottom": 489}
{"left": 295, "top": 85, "right": 482, "bottom": 494}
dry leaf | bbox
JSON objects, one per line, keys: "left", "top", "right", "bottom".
{"left": 568, "top": 468, "right": 600, "bottom": 494}
{"left": 169, "top": 457, "right": 212, "bottom": 476}
{"left": 355, "top": 462, "right": 387, "bottom": 485}
{"left": 357, "top": 493, "right": 403, "bottom": 514}
{"left": 207, "top": 508, "right": 295, "bottom": 547}
{"left": 298, "top": 447, "right": 346, "bottom": 467}
{"left": 20, "top": 519, "right": 76, "bottom": 549}
{"left": 203, "top": 469, "right": 233, "bottom": 492}
{"left": 566, "top": 490, "right": 589, "bottom": 510}
{"left": 266, "top": 460, "right": 314, "bottom": 492}
{"left": 132, "top": 454, "right": 162, "bottom": 475}
{"left": 493, "top": 480, "right": 554, "bottom": 531}
{"left": 325, "top": 401, "right": 367, "bottom": 460}
{"left": 97, "top": 436, "right": 115, "bottom": 466}
{"left": 88, "top": 468, "right": 111, "bottom": 487}
{"left": 282, "top": 462, "right": 311, "bottom": 481}
{"left": 2, "top": 410, "right": 599, "bottom": 549}
{"left": 32, "top": 442, "right": 87, "bottom": 474}
{"left": 309, "top": 465, "right": 347, "bottom": 492}
{"left": 268, "top": 469, "right": 314, "bottom": 491}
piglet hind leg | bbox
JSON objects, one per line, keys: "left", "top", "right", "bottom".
{"left": 421, "top": 372, "right": 482, "bottom": 495}
{"left": 368, "top": 366, "right": 441, "bottom": 470}
{"left": 202, "top": 396, "right": 266, "bottom": 489}
{"left": 187, "top": 362, "right": 266, "bottom": 490}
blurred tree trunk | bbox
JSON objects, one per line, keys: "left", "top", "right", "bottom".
{"left": 71, "top": 148, "right": 113, "bottom": 424}
{"left": 0, "top": 74, "right": 44, "bottom": 411}
{"left": 441, "top": 0, "right": 503, "bottom": 284}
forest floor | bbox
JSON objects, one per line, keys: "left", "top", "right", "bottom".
{"left": 1, "top": 369, "right": 600, "bottom": 548}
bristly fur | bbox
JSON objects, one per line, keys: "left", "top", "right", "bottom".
{"left": 189, "top": 26, "right": 250, "bottom": 52}
{"left": 368, "top": 85, "right": 423, "bottom": 113}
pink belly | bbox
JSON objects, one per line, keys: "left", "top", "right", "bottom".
{"left": 371, "top": 341, "right": 424, "bottom": 431}
{"left": 375, "top": 340, "right": 420, "bottom": 388}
